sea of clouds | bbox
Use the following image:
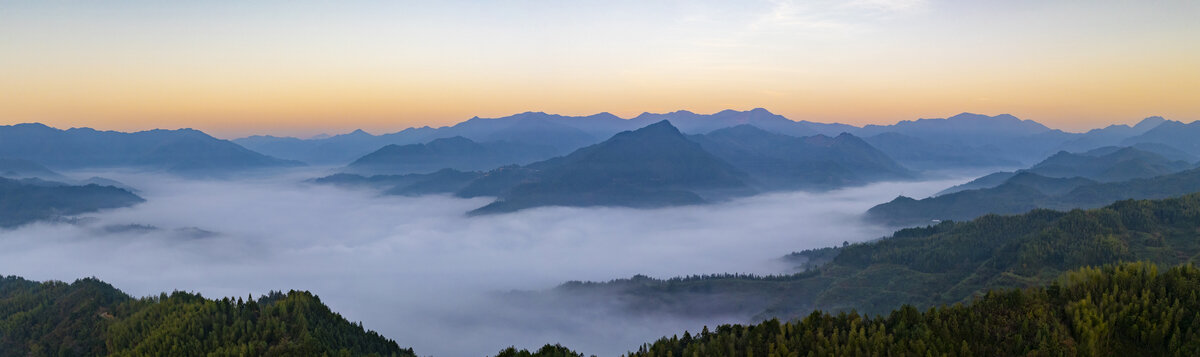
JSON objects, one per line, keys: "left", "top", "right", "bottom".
{"left": 0, "top": 170, "right": 969, "bottom": 356}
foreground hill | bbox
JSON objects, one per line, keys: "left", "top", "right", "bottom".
{"left": 0, "top": 123, "right": 299, "bottom": 174}
{"left": 343, "top": 136, "right": 557, "bottom": 175}
{"left": 628, "top": 262, "right": 1200, "bottom": 357}
{"left": 528, "top": 192, "right": 1200, "bottom": 326}
{"left": 0, "top": 177, "right": 144, "bottom": 228}
{"left": 0, "top": 276, "right": 415, "bottom": 357}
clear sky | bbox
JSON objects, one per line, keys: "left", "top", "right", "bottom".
{"left": 2, "top": 0, "right": 1197, "bottom": 138}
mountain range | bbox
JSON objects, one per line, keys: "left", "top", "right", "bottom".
{"left": 868, "top": 146, "right": 1200, "bottom": 226}
{"left": 690, "top": 125, "right": 912, "bottom": 190}
{"left": 235, "top": 110, "right": 1199, "bottom": 179}
{"left": 0, "top": 123, "right": 299, "bottom": 175}
{"left": 314, "top": 120, "right": 913, "bottom": 214}
{"left": 468, "top": 120, "right": 753, "bottom": 214}
{"left": 342, "top": 136, "right": 557, "bottom": 175}
{"left": 5, "top": 109, "right": 1191, "bottom": 180}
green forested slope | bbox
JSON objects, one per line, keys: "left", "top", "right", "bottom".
{"left": 0, "top": 276, "right": 414, "bottom": 357}
{"left": 630, "top": 262, "right": 1200, "bottom": 357}
{"left": 556, "top": 192, "right": 1200, "bottom": 321}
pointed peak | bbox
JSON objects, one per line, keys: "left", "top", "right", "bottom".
{"left": 947, "top": 112, "right": 985, "bottom": 119}
{"left": 587, "top": 112, "right": 621, "bottom": 120}
{"left": 644, "top": 120, "right": 680, "bottom": 130}
{"left": 1134, "top": 116, "right": 1166, "bottom": 129}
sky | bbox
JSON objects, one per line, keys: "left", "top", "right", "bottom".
{"left": 1, "top": 0, "right": 1198, "bottom": 138}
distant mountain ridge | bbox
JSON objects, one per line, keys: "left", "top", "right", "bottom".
{"left": 869, "top": 147, "right": 1200, "bottom": 226}
{"left": 0, "top": 123, "right": 300, "bottom": 174}
{"left": 314, "top": 120, "right": 913, "bottom": 214}
{"left": 238, "top": 109, "right": 1189, "bottom": 171}
{"left": 689, "top": 125, "right": 912, "bottom": 190}
{"left": 468, "top": 120, "right": 752, "bottom": 214}
{"left": 343, "top": 136, "right": 558, "bottom": 175}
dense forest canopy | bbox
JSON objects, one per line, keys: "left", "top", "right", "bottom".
{"left": 0, "top": 276, "right": 414, "bottom": 357}
{"left": 629, "top": 262, "right": 1200, "bottom": 357}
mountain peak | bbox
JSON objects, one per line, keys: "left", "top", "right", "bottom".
{"left": 948, "top": 112, "right": 1018, "bottom": 121}
{"left": 1133, "top": 116, "right": 1167, "bottom": 130}
{"left": 633, "top": 120, "right": 683, "bottom": 136}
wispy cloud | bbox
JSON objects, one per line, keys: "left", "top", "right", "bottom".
{"left": 751, "top": 0, "right": 928, "bottom": 33}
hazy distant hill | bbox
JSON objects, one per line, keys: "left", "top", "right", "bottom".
{"left": 856, "top": 112, "right": 1076, "bottom": 167}
{"left": 314, "top": 121, "right": 914, "bottom": 211}
{"left": 1054, "top": 116, "right": 1167, "bottom": 152}
{"left": 863, "top": 132, "right": 1024, "bottom": 170}
{"left": 1082, "top": 143, "right": 1197, "bottom": 163}
{"left": 312, "top": 169, "right": 482, "bottom": 196}
{"left": 0, "top": 123, "right": 300, "bottom": 174}
{"left": 469, "top": 121, "right": 751, "bottom": 214}
{"left": 0, "top": 177, "right": 144, "bottom": 227}
{"left": 690, "top": 125, "right": 911, "bottom": 190}
{"left": 236, "top": 110, "right": 1193, "bottom": 172}
{"left": 939, "top": 146, "right": 1193, "bottom": 196}
{"left": 1121, "top": 119, "right": 1200, "bottom": 156}
{"left": 342, "top": 136, "right": 558, "bottom": 175}
{"left": 869, "top": 166, "right": 1200, "bottom": 226}
{"left": 1027, "top": 147, "right": 1192, "bottom": 182}
{"left": 237, "top": 109, "right": 865, "bottom": 166}
{"left": 0, "top": 158, "right": 66, "bottom": 180}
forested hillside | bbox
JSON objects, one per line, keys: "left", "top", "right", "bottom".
{"left": 630, "top": 262, "right": 1200, "bottom": 356}
{"left": 0, "top": 178, "right": 144, "bottom": 227}
{"left": 549, "top": 192, "right": 1200, "bottom": 321}
{"left": 0, "top": 276, "right": 414, "bottom": 357}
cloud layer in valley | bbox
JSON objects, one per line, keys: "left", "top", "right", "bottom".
{"left": 0, "top": 170, "right": 966, "bottom": 356}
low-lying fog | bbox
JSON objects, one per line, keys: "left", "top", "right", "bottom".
{"left": 0, "top": 170, "right": 969, "bottom": 356}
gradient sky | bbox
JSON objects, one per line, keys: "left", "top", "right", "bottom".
{"left": 2, "top": 0, "right": 1198, "bottom": 138}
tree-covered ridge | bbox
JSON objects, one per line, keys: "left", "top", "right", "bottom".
{"left": 493, "top": 344, "right": 591, "bottom": 357}
{"left": 0, "top": 177, "right": 144, "bottom": 228}
{"left": 630, "top": 262, "right": 1200, "bottom": 357}
{"left": 548, "top": 192, "right": 1200, "bottom": 322}
{"left": 0, "top": 276, "right": 414, "bottom": 357}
